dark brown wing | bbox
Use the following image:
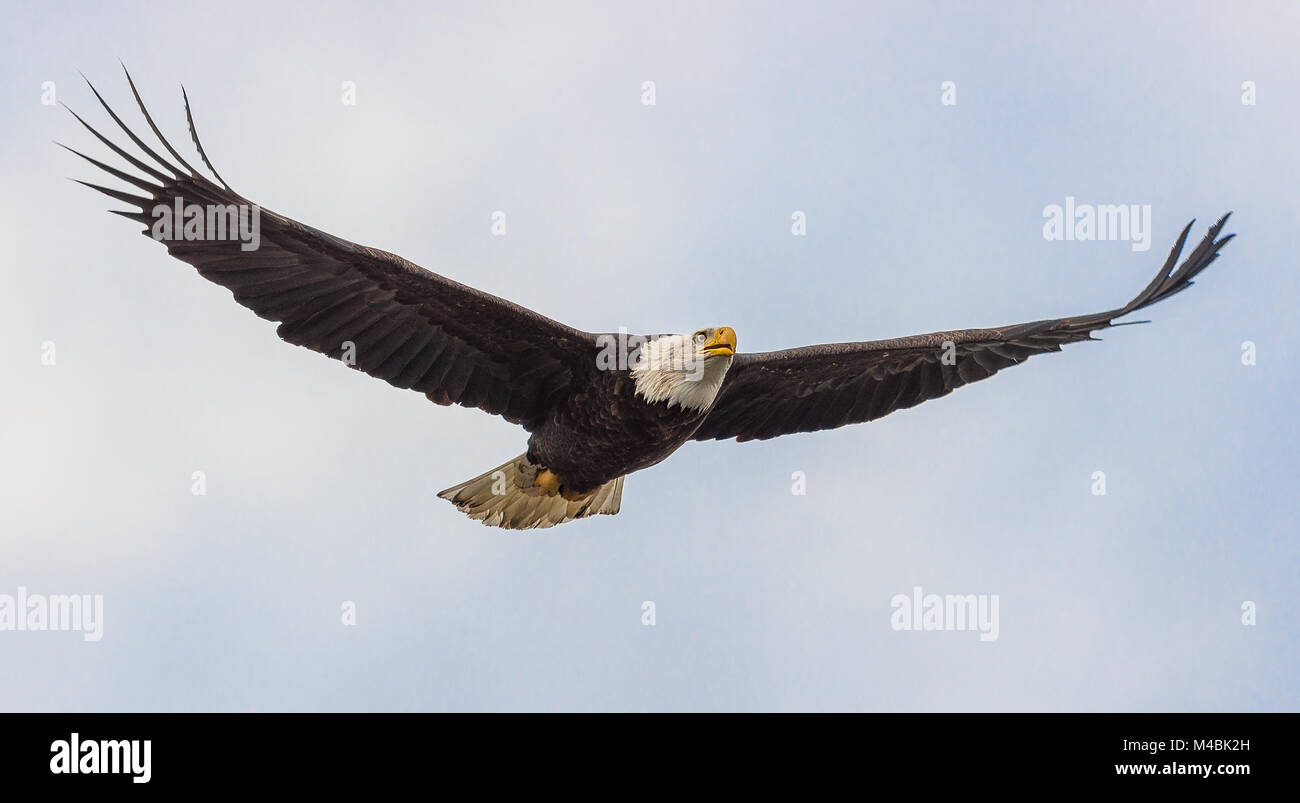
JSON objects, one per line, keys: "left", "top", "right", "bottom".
{"left": 694, "top": 214, "right": 1234, "bottom": 442}
{"left": 61, "top": 69, "right": 597, "bottom": 430}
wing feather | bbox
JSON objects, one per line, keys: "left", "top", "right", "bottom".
{"left": 64, "top": 71, "right": 599, "bottom": 430}
{"left": 694, "top": 214, "right": 1234, "bottom": 442}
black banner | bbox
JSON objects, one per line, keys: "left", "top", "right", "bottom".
{"left": 0, "top": 713, "right": 1286, "bottom": 789}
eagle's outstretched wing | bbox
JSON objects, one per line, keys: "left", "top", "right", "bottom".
{"left": 63, "top": 69, "right": 596, "bottom": 430}
{"left": 694, "top": 214, "right": 1234, "bottom": 442}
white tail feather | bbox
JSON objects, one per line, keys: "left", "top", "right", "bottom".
{"left": 437, "top": 453, "right": 624, "bottom": 529}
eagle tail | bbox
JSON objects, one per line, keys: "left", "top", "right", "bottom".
{"left": 437, "top": 454, "right": 624, "bottom": 530}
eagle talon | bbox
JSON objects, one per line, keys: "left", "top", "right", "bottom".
{"left": 534, "top": 468, "right": 562, "bottom": 496}
{"left": 534, "top": 468, "right": 594, "bottom": 502}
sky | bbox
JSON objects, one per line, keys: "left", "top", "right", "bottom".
{"left": 1, "top": 0, "right": 1296, "bottom": 711}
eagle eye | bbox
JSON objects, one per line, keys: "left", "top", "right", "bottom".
{"left": 693, "top": 332, "right": 708, "bottom": 345}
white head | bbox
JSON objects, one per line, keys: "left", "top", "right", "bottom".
{"left": 630, "top": 326, "right": 737, "bottom": 413}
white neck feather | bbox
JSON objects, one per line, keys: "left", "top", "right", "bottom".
{"left": 630, "top": 335, "right": 733, "bottom": 413}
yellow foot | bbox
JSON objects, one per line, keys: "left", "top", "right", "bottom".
{"left": 534, "top": 468, "right": 562, "bottom": 495}
{"left": 561, "top": 486, "right": 595, "bottom": 503}
{"left": 534, "top": 468, "right": 595, "bottom": 502}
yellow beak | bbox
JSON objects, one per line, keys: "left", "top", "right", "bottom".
{"left": 701, "top": 326, "right": 737, "bottom": 357}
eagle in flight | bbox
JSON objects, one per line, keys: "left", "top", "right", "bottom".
{"left": 64, "top": 70, "right": 1235, "bottom": 529}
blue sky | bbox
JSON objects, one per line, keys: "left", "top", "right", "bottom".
{"left": 1, "top": 0, "right": 1296, "bottom": 711}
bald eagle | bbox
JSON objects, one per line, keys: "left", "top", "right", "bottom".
{"left": 64, "top": 71, "right": 1235, "bottom": 529}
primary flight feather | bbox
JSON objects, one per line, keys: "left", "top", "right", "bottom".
{"left": 64, "top": 69, "right": 1235, "bottom": 528}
